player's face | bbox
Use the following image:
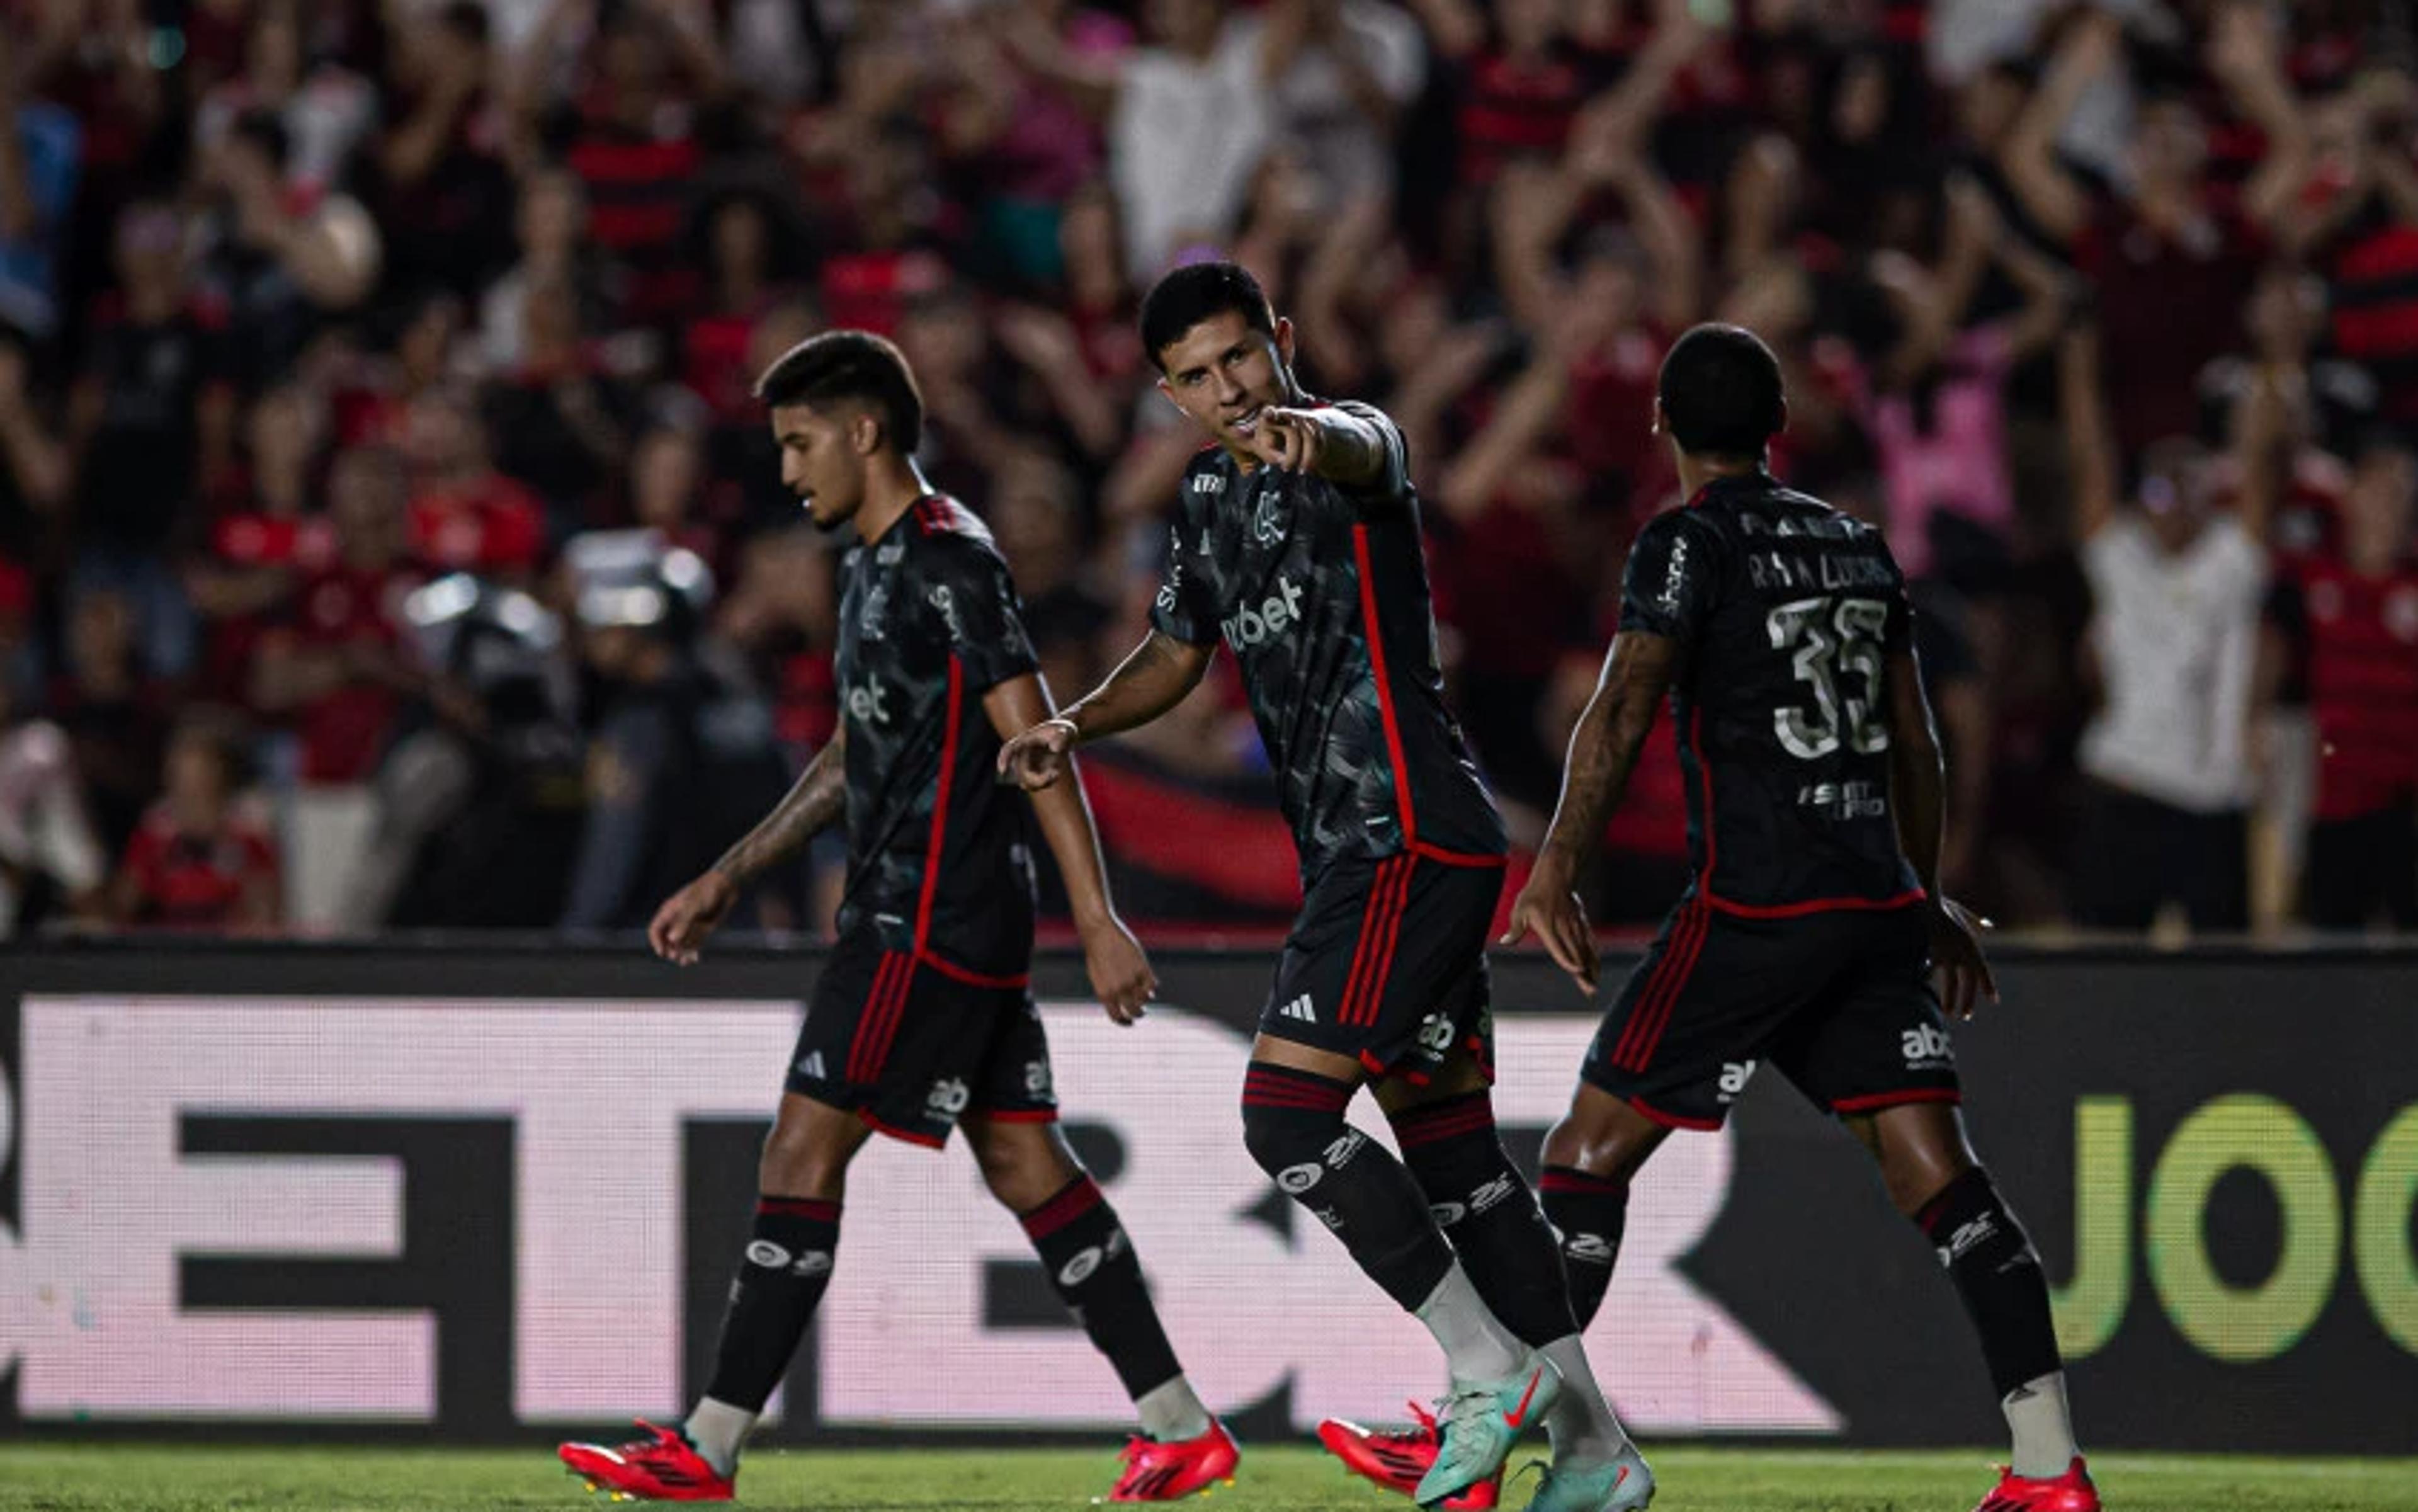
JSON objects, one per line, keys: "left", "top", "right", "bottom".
{"left": 771, "top": 402, "right": 868, "bottom": 533}
{"left": 1154, "top": 311, "right": 1297, "bottom": 456}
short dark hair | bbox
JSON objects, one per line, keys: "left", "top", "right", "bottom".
{"left": 752, "top": 329, "right": 924, "bottom": 454}
{"left": 1657, "top": 324, "right": 1786, "bottom": 458}
{"left": 1140, "top": 260, "right": 1276, "bottom": 368}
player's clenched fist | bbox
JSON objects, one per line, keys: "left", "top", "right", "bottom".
{"left": 649, "top": 870, "right": 737, "bottom": 965}
{"left": 997, "top": 715, "right": 1078, "bottom": 790}
{"left": 1081, "top": 914, "right": 1157, "bottom": 1026}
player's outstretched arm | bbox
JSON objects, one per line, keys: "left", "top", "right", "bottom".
{"left": 648, "top": 727, "right": 849, "bottom": 966}
{"left": 1244, "top": 404, "right": 1397, "bottom": 492}
{"left": 996, "top": 630, "right": 1212, "bottom": 790}
{"left": 984, "top": 673, "right": 1157, "bottom": 1025}
{"left": 1885, "top": 647, "right": 1998, "bottom": 1020}
{"left": 1503, "top": 629, "right": 1681, "bottom": 994}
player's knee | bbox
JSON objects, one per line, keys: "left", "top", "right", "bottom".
{"left": 968, "top": 1119, "right": 1079, "bottom": 1211}
{"left": 1240, "top": 1062, "right": 1356, "bottom": 1183}
{"left": 1540, "top": 1106, "right": 1662, "bottom": 1183}
{"left": 758, "top": 1110, "right": 856, "bottom": 1200}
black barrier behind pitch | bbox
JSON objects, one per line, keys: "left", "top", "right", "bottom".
{"left": 0, "top": 941, "right": 2411, "bottom": 1452}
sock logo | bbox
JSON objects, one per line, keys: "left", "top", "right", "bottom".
{"left": 1324, "top": 1131, "right": 1368, "bottom": 1169}
{"left": 1564, "top": 1232, "right": 1615, "bottom": 1265}
{"left": 1055, "top": 1227, "right": 1129, "bottom": 1287}
{"left": 792, "top": 1250, "right": 834, "bottom": 1277}
{"left": 744, "top": 1240, "right": 793, "bottom": 1270}
{"left": 1278, "top": 993, "right": 1317, "bottom": 1023}
{"left": 1468, "top": 1174, "right": 1518, "bottom": 1215}
{"left": 1314, "top": 1205, "right": 1346, "bottom": 1230}
{"left": 1936, "top": 1213, "right": 2000, "bottom": 1269}
{"left": 1277, "top": 1161, "right": 1325, "bottom": 1195}
{"left": 1429, "top": 1200, "right": 1467, "bottom": 1227}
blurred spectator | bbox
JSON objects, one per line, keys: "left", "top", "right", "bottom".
{"left": 2069, "top": 329, "right": 2269, "bottom": 933}
{"left": 69, "top": 198, "right": 232, "bottom": 679}
{"left": 0, "top": 625, "right": 106, "bottom": 934}
{"left": 0, "top": 329, "right": 67, "bottom": 550}
{"left": 1243, "top": 0, "right": 1426, "bottom": 217}
{"left": 373, "top": 0, "right": 519, "bottom": 302}
{"left": 193, "top": 0, "right": 377, "bottom": 198}
{"left": 0, "top": 48, "right": 81, "bottom": 341}
{"left": 482, "top": 169, "right": 617, "bottom": 375}
{"left": 1107, "top": 0, "right": 1269, "bottom": 276}
{"left": 404, "top": 387, "right": 548, "bottom": 576}
{"left": 484, "top": 275, "right": 637, "bottom": 530}
{"left": 2269, "top": 438, "right": 2418, "bottom": 929}
{"left": 249, "top": 446, "right": 423, "bottom": 783}
{"left": 50, "top": 586, "right": 169, "bottom": 860}
{"left": 557, "top": 530, "right": 781, "bottom": 930}
{"left": 110, "top": 711, "right": 281, "bottom": 931}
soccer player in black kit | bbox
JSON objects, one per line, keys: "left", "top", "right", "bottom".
{"left": 1496, "top": 326, "right": 2097, "bottom": 1512}
{"left": 559, "top": 332, "right": 1237, "bottom": 1504}
{"left": 1000, "top": 263, "right": 1650, "bottom": 1512}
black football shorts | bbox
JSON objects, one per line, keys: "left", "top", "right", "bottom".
{"left": 1581, "top": 899, "right": 1959, "bottom": 1128}
{"left": 1258, "top": 848, "right": 1507, "bottom": 1085}
{"left": 786, "top": 929, "right": 1057, "bottom": 1147}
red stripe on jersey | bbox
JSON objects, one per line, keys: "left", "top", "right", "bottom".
{"left": 1831, "top": 1089, "right": 1962, "bottom": 1115}
{"left": 1410, "top": 841, "right": 1508, "bottom": 868}
{"left": 915, "top": 656, "right": 966, "bottom": 952}
{"left": 1614, "top": 899, "right": 1708, "bottom": 1072}
{"left": 1705, "top": 889, "right": 1926, "bottom": 919}
{"left": 847, "top": 952, "right": 907, "bottom": 1082}
{"left": 1337, "top": 854, "right": 1401, "bottom": 1030}
{"left": 858, "top": 1107, "right": 947, "bottom": 1149}
{"left": 1356, "top": 858, "right": 1416, "bottom": 1027}
{"left": 1352, "top": 525, "right": 1419, "bottom": 846}
{"left": 917, "top": 950, "right": 1030, "bottom": 989}
{"left": 1347, "top": 855, "right": 1415, "bottom": 1027}
{"left": 1627, "top": 1095, "right": 1723, "bottom": 1132}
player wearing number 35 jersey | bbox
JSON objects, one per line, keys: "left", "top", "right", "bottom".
{"left": 1500, "top": 325, "right": 2101, "bottom": 1512}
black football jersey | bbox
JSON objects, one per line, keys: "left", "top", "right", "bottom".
{"left": 834, "top": 495, "right": 1040, "bottom": 975}
{"left": 1150, "top": 401, "right": 1506, "bottom": 887}
{"left": 1618, "top": 472, "right": 1926, "bottom": 914}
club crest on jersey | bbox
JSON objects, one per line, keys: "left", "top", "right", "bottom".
{"left": 1251, "top": 487, "right": 1285, "bottom": 546}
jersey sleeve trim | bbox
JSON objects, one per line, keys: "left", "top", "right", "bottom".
{"left": 1351, "top": 523, "right": 1417, "bottom": 845}
{"left": 913, "top": 654, "right": 966, "bottom": 953}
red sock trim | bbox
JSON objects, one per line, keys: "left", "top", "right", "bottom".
{"left": 1242, "top": 1063, "right": 1354, "bottom": 1113}
{"left": 758, "top": 1196, "right": 841, "bottom": 1222}
{"left": 1019, "top": 1175, "right": 1105, "bottom": 1240}
{"left": 1538, "top": 1166, "right": 1629, "bottom": 1198}
{"left": 1390, "top": 1091, "right": 1496, "bottom": 1149}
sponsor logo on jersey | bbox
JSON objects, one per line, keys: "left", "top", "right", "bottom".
{"left": 1223, "top": 576, "right": 1305, "bottom": 650}
{"left": 1278, "top": 993, "right": 1317, "bottom": 1024}
{"left": 926, "top": 1077, "right": 970, "bottom": 1115}
{"left": 846, "top": 679, "right": 893, "bottom": 727}
{"left": 1024, "top": 1060, "right": 1052, "bottom": 1098}
{"left": 1416, "top": 1011, "right": 1454, "bottom": 1054}
{"left": 1659, "top": 534, "right": 1691, "bottom": 613}
{"left": 1717, "top": 1060, "right": 1759, "bottom": 1103}
{"left": 928, "top": 584, "right": 962, "bottom": 641}
{"left": 797, "top": 1051, "right": 828, "bottom": 1081}
{"left": 1901, "top": 1025, "right": 1955, "bottom": 1071}
{"left": 1192, "top": 472, "right": 1225, "bottom": 494}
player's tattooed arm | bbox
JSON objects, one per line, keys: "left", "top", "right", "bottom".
{"left": 999, "top": 631, "right": 1212, "bottom": 790}
{"left": 713, "top": 725, "right": 849, "bottom": 885}
{"left": 1505, "top": 630, "right": 1679, "bottom": 992}
{"left": 650, "top": 729, "right": 849, "bottom": 965}
{"left": 1541, "top": 630, "right": 1679, "bottom": 875}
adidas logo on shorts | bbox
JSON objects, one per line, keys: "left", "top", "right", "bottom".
{"left": 798, "top": 1051, "right": 827, "bottom": 1080}
{"left": 1279, "top": 994, "right": 1317, "bottom": 1024}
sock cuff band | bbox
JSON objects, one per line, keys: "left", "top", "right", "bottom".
{"left": 1389, "top": 1091, "right": 1496, "bottom": 1148}
{"left": 1242, "top": 1061, "right": 1355, "bottom": 1113}
{"left": 1914, "top": 1166, "right": 1997, "bottom": 1238}
{"left": 758, "top": 1196, "right": 841, "bottom": 1222}
{"left": 1538, "top": 1165, "right": 1630, "bottom": 1197}
{"left": 1019, "top": 1174, "right": 1106, "bottom": 1239}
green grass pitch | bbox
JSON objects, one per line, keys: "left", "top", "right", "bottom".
{"left": 2, "top": 1445, "right": 2415, "bottom": 1511}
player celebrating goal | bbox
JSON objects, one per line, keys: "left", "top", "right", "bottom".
{"left": 558, "top": 332, "right": 1235, "bottom": 1504}
{"left": 1000, "top": 263, "right": 1649, "bottom": 1512}
{"left": 1498, "top": 324, "right": 2096, "bottom": 1512}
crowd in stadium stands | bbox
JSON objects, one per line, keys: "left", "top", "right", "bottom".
{"left": 0, "top": 0, "right": 2412, "bottom": 938}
